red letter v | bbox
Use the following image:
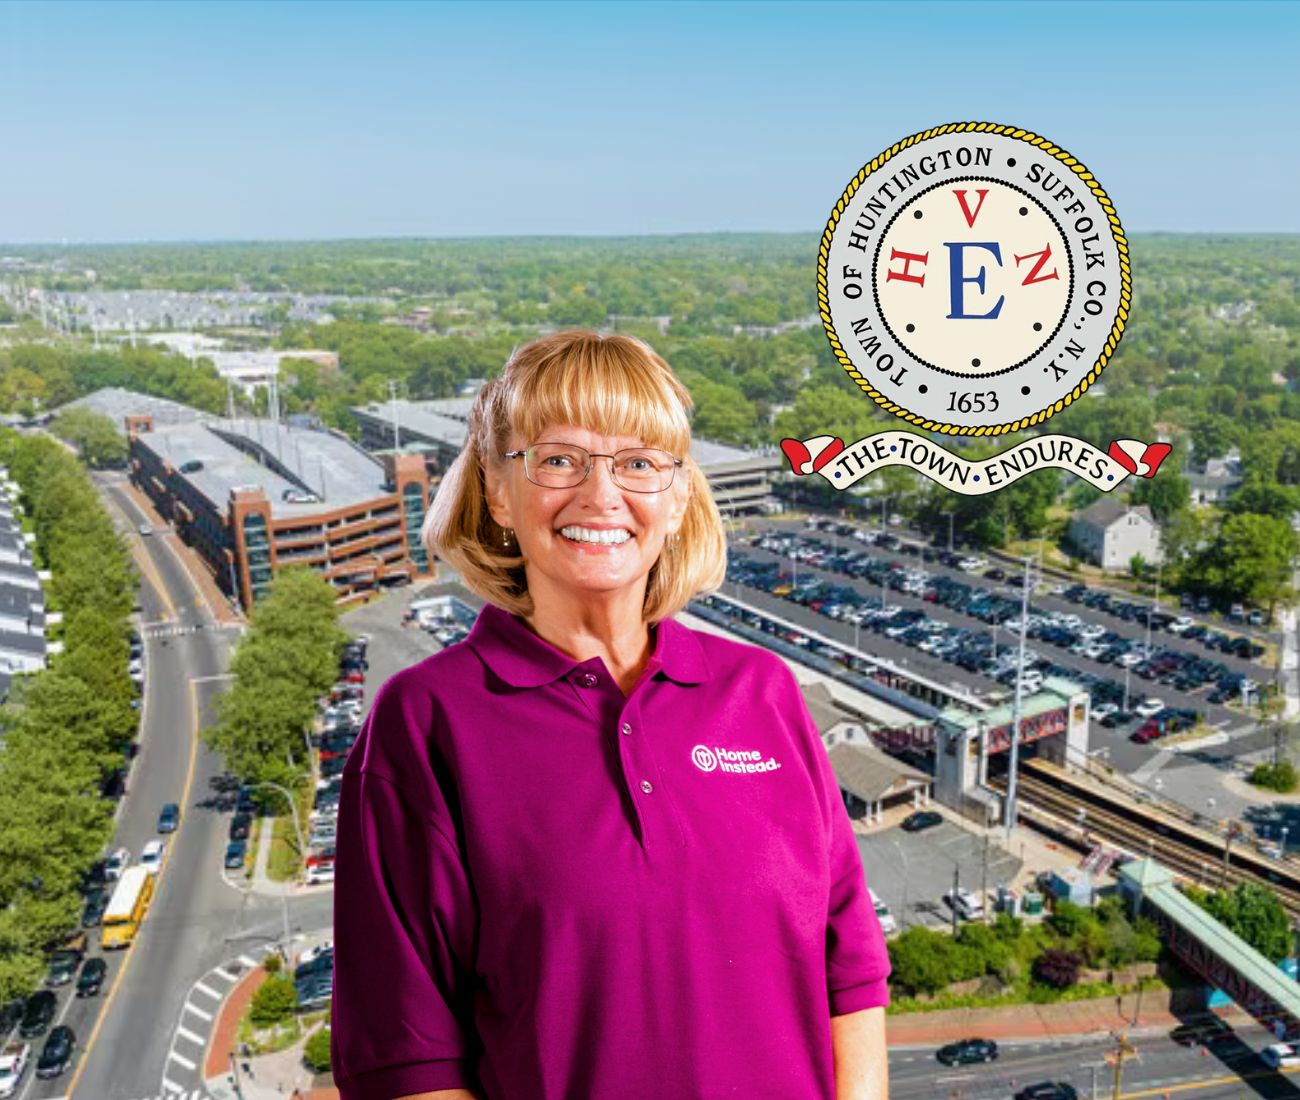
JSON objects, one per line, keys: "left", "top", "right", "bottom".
{"left": 952, "top": 189, "right": 989, "bottom": 229}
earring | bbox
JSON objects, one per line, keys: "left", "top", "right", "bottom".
{"left": 502, "top": 527, "right": 514, "bottom": 548}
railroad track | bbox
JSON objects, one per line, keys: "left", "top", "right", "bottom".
{"left": 992, "top": 769, "right": 1300, "bottom": 914}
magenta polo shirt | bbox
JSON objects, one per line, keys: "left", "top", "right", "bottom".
{"left": 331, "top": 601, "right": 891, "bottom": 1100}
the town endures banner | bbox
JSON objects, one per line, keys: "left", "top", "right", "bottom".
{"left": 784, "top": 121, "right": 1171, "bottom": 493}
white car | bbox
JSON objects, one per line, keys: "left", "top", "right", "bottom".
{"left": 1091, "top": 703, "right": 1118, "bottom": 722}
{"left": 105, "top": 846, "right": 131, "bottom": 881}
{"left": 1262, "top": 1042, "right": 1300, "bottom": 1069}
{"left": 139, "top": 839, "right": 166, "bottom": 874}
{"left": 0, "top": 1041, "right": 32, "bottom": 1098}
{"left": 943, "top": 887, "right": 985, "bottom": 921}
{"left": 869, "top": 889, "right": 897, "bottom": 935}
{"left": 1118, "top": 652, "right": 1144, "bottom": 668}
{"left": 306, "top": 863, "right": 336, "bottom": 886}
{"left": 1134, "top": 699, "right": 1165, "bottom": 719}
{"left": 1079, "top": 623, "right": 1106, "bottom": 640}
{"left": 1168, "top": 616, "right": 1195, "bottom": 634}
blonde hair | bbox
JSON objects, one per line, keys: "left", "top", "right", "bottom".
{"left": 423, "top": 330, "right": 728, "bottom": 623}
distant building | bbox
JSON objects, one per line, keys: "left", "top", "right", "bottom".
{"left": 350, "top": 397, "right": 783, "bottom": 516}
{"left": 127, "top": 413, "right": 433, "bottom": 610}
{"left": 1066, "top": 498, "right": 1162, "bottom": 571}
{"left": 0, "top": 468, "right": 50, "bottom": 697}
{"left": 1186, "top": 446, "right": 1243, "bottom": 505}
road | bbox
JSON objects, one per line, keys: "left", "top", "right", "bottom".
{"left": 9, "top": 475, "right": 327, "bottom": 1100}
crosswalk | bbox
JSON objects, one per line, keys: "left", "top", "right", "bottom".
{"left": 158, "top": 949, "right": 274, "bottom": 1098}
{"left": 142, "top": 621, "right": 245, "bottom": 639}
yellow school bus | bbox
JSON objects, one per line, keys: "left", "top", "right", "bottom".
{"left": 101, "top": 865, "right": 155, "bottom": 949}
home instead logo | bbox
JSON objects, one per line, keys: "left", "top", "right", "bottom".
{"left": 691, "top": 744, "right": 782, "bottom": 775}
{"left": 783, "top": 122, "right": 1172, "bottom": 496}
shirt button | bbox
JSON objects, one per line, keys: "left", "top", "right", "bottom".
{"left": 621, "top": 722, "right": 632, "bottom": 736}
{"left": 639, "top": 780, "right": 653, "bottom": 794}
{"left": 577, "top": 672, "right": 598, "bottom": 688}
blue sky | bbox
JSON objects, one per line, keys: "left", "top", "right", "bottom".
{"left": 0, "top": 0, "right": 1296, "bottom": 243}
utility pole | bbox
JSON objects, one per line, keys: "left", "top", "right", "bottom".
{"left": 1106, "top": 1031, "right": 1136, "bottom": 1099}
{"left": 980, "top": 829, "right": 990, "bottom": 923}
{"left": 1004, "top": 556, "right": 1035, "bottom": 835}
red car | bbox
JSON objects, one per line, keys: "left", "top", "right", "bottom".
{"left": 306, "top": 848, "right": 336, "bottom": 868}
{"left": 1131, "top": 721, "right": 1163, "bottom": 744}
{"left": 342, "top": 669, "right": 365, "bottom": 684}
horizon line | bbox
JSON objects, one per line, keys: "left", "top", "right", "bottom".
{"left": 5, "top": 228, "right": 1300, "bottom": 250}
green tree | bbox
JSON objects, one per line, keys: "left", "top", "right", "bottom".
{"left": 250, "top": 974, "right": 297, "bottom": 1025}
{"left": 1198, "top": 882, "right": 1292, "bottom": 962}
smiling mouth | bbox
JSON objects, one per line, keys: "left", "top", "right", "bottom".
{"left": 557, "top": 526, "right": 635, "bottom": 546}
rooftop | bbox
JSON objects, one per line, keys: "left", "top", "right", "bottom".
{"left": 137, "top": 418, "right": 391, "bottom": 518}
{"left": 53, "top": 387, "right": 207, "bottom": 437}
{"left": 355, "top": 398, "right": 761, "bottom": 469}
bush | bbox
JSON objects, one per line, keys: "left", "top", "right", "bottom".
{"left": 249, "top": 974, "right": 297, "bottom": 1026}
{"left": 888, "top": 927, "right": 960, "bottom": 996}
{"left": 1034, "top": 948, "right": 1083, "bottom": 989}
{"left": 263, "top": 952, "right": 282, "bottom": 974}
{"left": 1048, "top": 900, "right": 1091, "bottom": 938}
{"left": 1249, "top": 761, "right": 1298, "bottom": 793}
{"left": 303, "top": 1025, "right": 332, "bottom": 1073}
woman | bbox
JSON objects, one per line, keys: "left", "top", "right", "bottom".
{"left": 331, "top": 331, "right": 891, "bottom": 1100}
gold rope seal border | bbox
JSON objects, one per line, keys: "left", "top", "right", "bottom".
{"left": 817, "top": 121, "right": 1131, "bottom": 437}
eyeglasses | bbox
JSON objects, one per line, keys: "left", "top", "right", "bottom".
{"left": 503, "top": 442, "right": 683, "bottom": 493}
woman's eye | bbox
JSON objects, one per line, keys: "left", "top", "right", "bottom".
{"left": 542, "top": 454, "right": 576, "bottom": 467}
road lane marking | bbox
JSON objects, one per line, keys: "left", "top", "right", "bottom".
{"left": 193, "top": 980, "right": 222, "bottom": 1000}
{"left": 162, "top": 1076, "right": 187, "bottom": 1094}
{"left": 238, "top": 954, "right": 258, "bottom": 968}
{"left": 167, "top": 1050, "right": 197, "bottom": 1071}
{"left": 212, "top": 966, "right": 238, "bottom": 982}
{"left": 183, "top": 1001, "right": 213, "bottom": 1022}
{"left": 175, "top": 1024, "right": 206, "bottom": 1045}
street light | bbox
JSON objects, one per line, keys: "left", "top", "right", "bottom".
{"left": 244, "top": 777, "right": 309, "bottom": 964}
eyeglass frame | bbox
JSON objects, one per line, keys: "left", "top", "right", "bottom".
{"left": 501, "top": 442, "right": 684, "bottom": 494}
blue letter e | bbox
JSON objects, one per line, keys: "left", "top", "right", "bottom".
{"left": 945, "top": 242, "right": 1004, "bottom": 320}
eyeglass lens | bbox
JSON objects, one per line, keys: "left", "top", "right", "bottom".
{"left": 525, "top": 444, "right": 675, "bottom": 492}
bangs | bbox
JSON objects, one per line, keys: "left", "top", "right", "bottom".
{"left": 504, "top": 338, "right": 692, "bottom": 455}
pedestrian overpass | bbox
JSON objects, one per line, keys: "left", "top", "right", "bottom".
{"left": 1120, "top": 858, "right": 1300, "bottom": 1039}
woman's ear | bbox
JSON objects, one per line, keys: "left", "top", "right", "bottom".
{"left": 482, "top": 456, "right": 514, "bottom": 531}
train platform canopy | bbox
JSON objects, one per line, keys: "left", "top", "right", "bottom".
{"left": 936, "top": 674, "right": 1084, "bottom": 732}
{"left": 1119, "top": 858, "right": 1300, "bottom": 1024}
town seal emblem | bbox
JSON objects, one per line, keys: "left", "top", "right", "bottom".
{"left": 783, "top": 122, "right": 1171, "bottom": 495}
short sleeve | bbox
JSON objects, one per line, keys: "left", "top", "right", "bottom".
{"left": 331, "top": 680, "right": 481, "bottom": 1098}
{"left": 780, "top": 662, "right": 892, "bottom": 1015}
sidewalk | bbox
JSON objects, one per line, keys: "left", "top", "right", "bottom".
{"left": 203, "top": 962, "right": 339, "bottom": 1100}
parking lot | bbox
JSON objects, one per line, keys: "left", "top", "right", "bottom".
{"left": 857, "top": 814, "right": 1024, "bottom": 934}
{"left": 726, "top": 519, "right": 1270, "bottom": 767}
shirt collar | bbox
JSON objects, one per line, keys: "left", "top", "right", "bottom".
{"left": 467, "top": 602, "right": 711, "bottom": 688}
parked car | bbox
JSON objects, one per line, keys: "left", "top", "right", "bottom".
{"left": 901, "top": 811, "right": 943, "bottom": 833}
{"left": 869, "top": 889, "right": 897, "bottom": 935}
{"left": 104, "top": 847, "right": 130, "bottom": 881}
{"left": 224, "top": 841, "right": 248, "bottom": 870}
{"left": 943, "top": 887, "right": 985, "bottom": 921}
{"left": 35, "top": 1025, "right": 74, "bottom": 1078}
{"left": 305, "top": 863, "right": 336, "bottom": 886}
{"left": 157, "top": 803, "right": 180, "bottom": 833}
{"left": 295, "top": 973, "right": 333, "bottom": 1012}
{"left": 1134, "top": 698, "right": 1166, "bottom": 719}
{"left": 75, "top": 958, "right": 107, "bottom": 998}
{"left": 0, "top": 1040, "right": 30, "bottom": 1098}
{"left": 936, "top": 1038, "right": 998, "bottom": 1065}
{"left": 1262, "top": 1042, "right": 1300, "bottom": 1069}
{"left": 18, "top": 991, "right": 57, "bottom": 1038}
{"left": 229, "top": 813, "right": 252, "bottom": 841}
{"left": 81, "top": 888, "right": 108, "bottom": 929}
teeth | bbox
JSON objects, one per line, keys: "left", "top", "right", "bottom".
{"left": 560, "top": 526, "right": 632, "bottom": 545}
